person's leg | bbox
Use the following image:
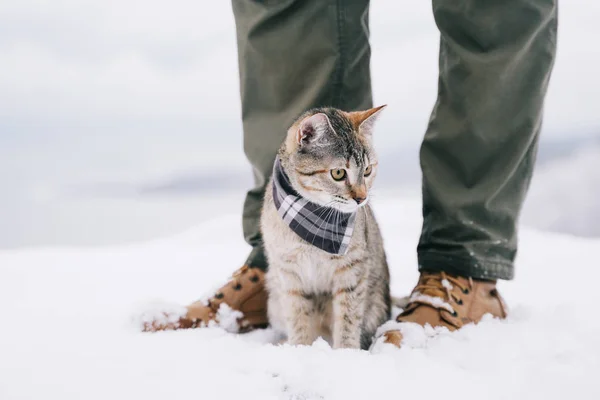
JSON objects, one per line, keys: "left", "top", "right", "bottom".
{"left": 418, "top": 0, "right": 558, "bottom": 280}
{"left": 382, "top": 0, "right": 557, "bottom": 347}
{"left": 233, "top": 0, "right": 374, "bottom": 270}
{"left": 143, "top": 0, "right": 374, "bottom": 332}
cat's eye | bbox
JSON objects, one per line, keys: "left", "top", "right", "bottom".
{"left": 364, "top": 165, "right": 373, "bottom": 177}
{"left": 330, "top": 169, "right": 346, "bottom": 181}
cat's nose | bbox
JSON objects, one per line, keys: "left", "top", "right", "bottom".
{"left": 353, "top": 196, "right": 366, "bottom": 205}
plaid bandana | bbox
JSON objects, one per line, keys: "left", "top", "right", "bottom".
{"left": 272, "top": 157, "right": 356, "bottom": 255}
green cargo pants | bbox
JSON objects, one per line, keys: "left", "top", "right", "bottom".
{"left": 232, "top": 0, "right": 557, "bottom": 280}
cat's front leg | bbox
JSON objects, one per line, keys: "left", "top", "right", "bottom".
{"left": 283, "top": 288, "right": 319, "bottom": 346}
{"left": 273, "top": 267, "right": 319, "bottom": 346}
{"left": 332, "top": 270, "right": 368, "bottom": 349}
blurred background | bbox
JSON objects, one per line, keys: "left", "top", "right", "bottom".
{"left": 1, "top": 0, "right": 599, "bottom": 249}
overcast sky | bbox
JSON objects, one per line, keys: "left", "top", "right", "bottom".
{"left": 2, "top": 1, "right": 599, "bottom": 138}
{"left": 1, "top": 0, "right": 599, "bottom": 247}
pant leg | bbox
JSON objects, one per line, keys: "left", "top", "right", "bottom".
{"left": 418, "top": 0, "right": 558, "bottom": 280}
{"left": 232, "top": 0, "right": 374, "bottom": 270}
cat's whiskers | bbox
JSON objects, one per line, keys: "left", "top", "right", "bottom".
{"left": 306, "top": 204, "right": 337, "bottom": 249}
{"left": 319, "top": 208, "right": 334, "bottom": 249}
{"left": 291, "top": 200, "right": 336, "bottom": 236}
{"left": 361, "top": 206, "right": 368, "bottom": 225}
{"left": 334, "top": 208, "right": 341, "bottom": 243}
{"left": 312, "top": 207, "right": 335, "bottom": 248}
{"left": 328, "top": 206, "right": 338, "bottom": 242}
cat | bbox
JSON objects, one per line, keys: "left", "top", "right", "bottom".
{"left": 260, "top": 106, "right": 391, "bottom": 350}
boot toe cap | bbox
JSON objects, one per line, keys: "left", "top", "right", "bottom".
{"left": 383, "top": 330, "right": 403, "bottom": 348}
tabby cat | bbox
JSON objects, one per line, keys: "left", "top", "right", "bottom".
{"left": 261, "top": 106, "right": 391, "bottom": 350}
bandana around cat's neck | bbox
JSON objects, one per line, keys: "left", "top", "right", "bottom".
{"left": 271, "top": 156, "right": 356, "bottom": 255}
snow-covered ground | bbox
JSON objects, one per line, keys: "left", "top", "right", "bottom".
{"left": 1, "top": 196, "right": 599, "bottom": 400}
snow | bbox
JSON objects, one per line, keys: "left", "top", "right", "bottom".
{"left": 134, "top": 300, "right": 187, "bottom": 331}
{"left": 215, "top": 303, "right": 244, "bottom": 333}
{"left": 408, "top": 292, "right": 454, "bottom": 313}
{"left": 2, "top": 195, "right": 599, "bottom": 400}
{"left": 372, "top": 320, "right": 450, "bottom": 351}
{"left": 441, "top": 278, "right": 452, "bottom": 290}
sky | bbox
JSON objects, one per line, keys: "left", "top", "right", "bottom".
{"left": 1, "top": 0, "right": 599, "bottom": 247}
{"left": 1, "top": 1, "right": 599, "bottom": 136}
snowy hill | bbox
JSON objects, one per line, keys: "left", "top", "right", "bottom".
{"left": 1, "top": 195, "right": 598, "bottom": 400}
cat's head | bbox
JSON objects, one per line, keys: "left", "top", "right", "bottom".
{"left": 280, "top": 106, "right": 386, "bottom": 213}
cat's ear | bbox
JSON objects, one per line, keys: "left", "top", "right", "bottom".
{"left": 295, "top": 113, "right": 331, "bottom": 146}
{"left": 349, "top": 105, "right": 387, "bottom": 136}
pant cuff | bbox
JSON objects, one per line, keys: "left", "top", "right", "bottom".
{"left": 418, "top": 251, "right": 514, "bottom": 281}
{"left": 245, "top": 244, "right": 268, "bottom": 271}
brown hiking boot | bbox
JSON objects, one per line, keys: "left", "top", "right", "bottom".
{"left": 142, "top": 265, "right": 268, "bottom": 333}
{"left": 382, "top": 271, "right": 507, "bottom": 347}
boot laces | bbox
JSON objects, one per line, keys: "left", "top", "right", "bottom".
{"left": 208, "top": 265, "right": 256, "bottom": 308}
{"left": 411, "top": 272, "right": 473, "bottom": 308}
